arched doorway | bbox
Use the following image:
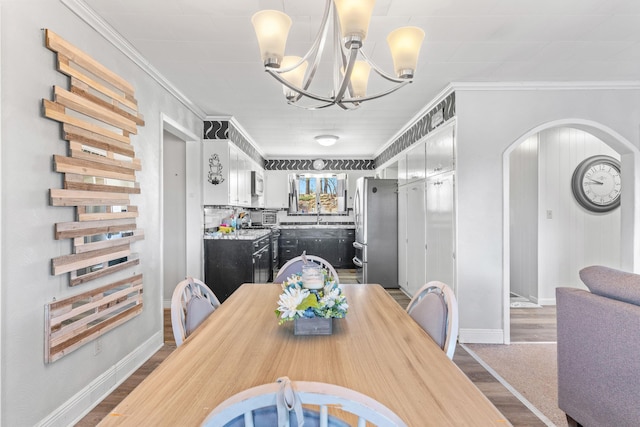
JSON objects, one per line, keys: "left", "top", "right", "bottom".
{"left": 502, "top": 119, "right": 639, "bottom": 343}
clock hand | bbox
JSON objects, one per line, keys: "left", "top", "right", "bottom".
{"left": 586, "top": 177, "right": 604, "bottom": 185}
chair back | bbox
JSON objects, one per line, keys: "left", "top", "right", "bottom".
{"left": 406, "top": 281, "right": 459, "bottom": 359}
{"left": 274, "top": 252, "right": 339, "bottom": 284}
{"left": 202, "top": 376, "right": 407, "bottom": 427}
{"left": 171, "top": 277, "right": 221, "bottom": 346}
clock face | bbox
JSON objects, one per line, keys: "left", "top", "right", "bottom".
{"left": 571, "top": 155, "right": 621, "bottom": 213}
{"left": 312, "top": 159, "right": 325, "bottom": 170}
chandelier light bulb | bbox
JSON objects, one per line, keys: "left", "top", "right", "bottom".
{"left": 334, "top": 0, "right": 376, "bottom": 48}
{"left": 349, "top": 61, "right": 371, "bottom": 98}
{"left": 387, "top": 26, "right": 425, "bottom": 79}
{"left": 251, "top": 10, "right": 292, "bottom": 67}
{"left": 280, "top": 56, "right": 308, "bottom": 100}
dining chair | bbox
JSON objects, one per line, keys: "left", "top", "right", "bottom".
{"left": 201, "top": 376, "right": 407, "bottom": 427}
{"left": 406, "top": 281, "right": 459, "bottom": 360}
{"left": 170, "top": 276, "right": 221, "bottom": 346}
{"left": 274, "top": 252, "right": 340, "bottom": 284}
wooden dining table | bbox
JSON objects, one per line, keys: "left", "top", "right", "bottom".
{"left": 99, "top": 283, "right": 510, "bottom": 426}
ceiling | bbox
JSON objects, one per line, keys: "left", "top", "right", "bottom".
{"left": 82, "top": 0, "right": 640, "bottom": 159}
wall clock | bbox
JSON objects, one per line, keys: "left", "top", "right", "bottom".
{"left": 571, "top": 155, "right": 621, "bottom": 213}
{"left": 312, "top": 159, "right": 325, "bottom": 170}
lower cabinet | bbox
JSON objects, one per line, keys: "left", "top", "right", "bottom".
{"left": 204, "top": 235, "right": 270, "bottom": 302}
{"left": 279, "top": 228, "right": 355, "bottom": 269}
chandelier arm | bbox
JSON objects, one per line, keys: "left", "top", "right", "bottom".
{"left": 266, "top": 68, "right": 335, "bottom": 103}
{"left": 358, "top": 50, "right": 411, "bottom": 84}
{"left": 334, "top": 47, "right": 359, "bottom": 104}
{"left": 335, "top": 80, "right": 412, "bottom": 104}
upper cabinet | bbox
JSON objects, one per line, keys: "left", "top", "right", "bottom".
{"left": 264, "top": 171, "right": 289, "bottom": 209}
{"left": 426, "top": 125, "right": 455, "bottom": 177}
{"left": 203, "top": 140, "right": 264, "bottom": 207}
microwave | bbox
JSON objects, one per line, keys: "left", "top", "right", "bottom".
{"left": 251, "top": 171, "right": 264, "bottom": 196}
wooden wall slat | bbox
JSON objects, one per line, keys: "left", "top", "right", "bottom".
{"left": 43, "top": 99, "right": 130, "bottom": 145}
{"left": 50, "top": 188, "right": 130, "bottom": 207}
{"left": 53, "top": 155, "right": 137, "bottom": 182}
{"left": 57, "top": 56, "right": 138, "bottom": 111}
{"left": 54, "top": 86, "right": 138, "bottom": 134}
{"left": 45, "top": 29, "right": 136, "bottom": 98}
{"left": 69, "top": 146, "right": 142, "bottom": 172}
{"left": 70, "top": 258, "right": 140, "bottom": 287}
{"left": 70, "top": 79, "right": 145, "bottom": 126}
{"left": 64, "top": 177, "right": 141, "bottom": 194}
{"left": 73, "top": 230, "right": 144, "bottom": 254}
{"left": 55, "top": 219, "right": 137, "bottom": 239}
{"left": 51, "top": 244, "right": 131, "bottom": 275}
{"left": 64, "top": 124, "right": 135, "bottom": 157}
{"left": 77, "top": 209, "right": 138, "bottom": 222}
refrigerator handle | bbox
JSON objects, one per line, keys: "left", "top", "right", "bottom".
{"left": 352, "top": 257, "right": 363, "bottom": 268}
{"left": 353, "top": 241, "right": 364, "bottom": 249}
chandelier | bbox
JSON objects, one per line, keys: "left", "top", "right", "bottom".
{"left": 251, "top": 0, "right": 425, "bottom": 110}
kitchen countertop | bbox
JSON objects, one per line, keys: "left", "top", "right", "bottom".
{"left": 204, "top": 229, "right": 271, "bottom": 240}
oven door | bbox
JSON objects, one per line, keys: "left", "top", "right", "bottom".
{"left": 352, "top": 241, "right": 366, "bottom": 284}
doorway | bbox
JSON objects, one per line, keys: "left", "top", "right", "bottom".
{"left": 160, "top": 115, "right": 202, "bottom": 309}
{"left": 503, "top": 120, "right": 639, "bottom": 343}
{"left": 163, "top": 130, "right": 187, "bottom": 305}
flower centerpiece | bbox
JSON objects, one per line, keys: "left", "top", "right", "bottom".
{"left": 276, "top": 268, "right": 348, "bottom": 335}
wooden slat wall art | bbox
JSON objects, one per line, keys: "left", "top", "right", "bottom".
{"left": 44, "top": 274, "right": 144, "bottom": 363}
{"left": 42, "top": 29, "right": 146, "bottom": 362}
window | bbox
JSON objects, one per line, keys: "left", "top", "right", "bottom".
{"left": 289, "top": 173, "right": 347, "bottom": 215}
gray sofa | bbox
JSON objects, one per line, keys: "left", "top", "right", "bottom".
{"left": 556, "top": 265, "right": 640, "bottom": 427}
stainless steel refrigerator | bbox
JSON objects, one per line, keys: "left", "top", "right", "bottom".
{"left": 352, "top": 177, "right": 398, "bottom": 288}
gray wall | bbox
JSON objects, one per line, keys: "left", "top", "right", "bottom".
{"left": 0, "top": 1, "right": 202, "bottom": 424}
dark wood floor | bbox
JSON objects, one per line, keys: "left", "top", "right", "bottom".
{"left": 76, "top": 276, "right": 557, "bottom": 426}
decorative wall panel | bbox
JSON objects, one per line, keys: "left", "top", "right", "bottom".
{"left": 375, "top": 92, "right": 456, "bottom": 166}
{"left": 264, "top": 159, "right": 375, "bottom": 171}
{"left": 42, "top": 29, "right": 145, "bottom": 362}
{"left": 204, "top": 120, "right": 266, "bottom": 167}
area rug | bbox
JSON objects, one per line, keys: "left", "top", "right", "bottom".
{"left": 463, "top": 343, "right": 565, "bottom": 427}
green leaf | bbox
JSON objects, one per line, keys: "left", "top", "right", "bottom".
{"left": 296, "top": 294, "right": 319, "bottom": 311}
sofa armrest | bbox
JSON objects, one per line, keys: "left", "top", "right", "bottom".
{"left": 556, "top": 287, "right": 640, "bottom": 427}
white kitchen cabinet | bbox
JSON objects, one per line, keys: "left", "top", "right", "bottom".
{"left": 426, "top": 125, "right": 455, "bottom": 177}
{"left": 405, "top": 181, "right": 427, "bottom": 296}
{"left": 406, "top": 140, "right": 426, "bottom": 183}
{"left": 425, "top": 172, "right": 455, "bottom": 291}
{"left": 203, "top": 140, "right": 262, "bottom": 207}
{"left": 264, "top": 171, "right": 289, "bottom": 209}
{"left": 397, "top": 152, "right": 408, "bottom": 186}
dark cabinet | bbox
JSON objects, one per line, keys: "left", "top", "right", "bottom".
{"left": 204, "top": 234, "right": 270, "bottom": 302}
{"left": 278, "top": 228, "right": 355, "bottom": 268}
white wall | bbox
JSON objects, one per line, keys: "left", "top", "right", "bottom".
{"left": 455, "top": 86, "right": 640, "bottom": 344}
{"left": 0, "top": 1, "right": 202, "bottom": 425}
{"left": 537, "top": 127, "right": 621, "bottom": 303}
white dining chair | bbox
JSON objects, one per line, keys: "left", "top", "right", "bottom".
{"left": 274, "top": 252, "right": 339, "bottom": 284}
{"left": 201, "top": 376, "right": 407, "bottom": 427}
{"left": 406, "top": 281, "right": 459, "bottom": 360}
{"left": 170, "top": 276, "right": 221, "bottom": 346}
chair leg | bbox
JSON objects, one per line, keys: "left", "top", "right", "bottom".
{"left": 565, "top": 414, "right": 583, "bottom": 427}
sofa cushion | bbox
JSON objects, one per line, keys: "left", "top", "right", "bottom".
{"left": 579, "top": 265, "right": 640, "bottom": 306}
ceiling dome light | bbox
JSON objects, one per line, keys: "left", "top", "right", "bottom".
{"left": 315, "top": 135, "right": 339, "bottom": 146}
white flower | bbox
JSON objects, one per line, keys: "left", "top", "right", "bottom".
{"left": 277, "top": 286, "right": 309, "bottom": 320}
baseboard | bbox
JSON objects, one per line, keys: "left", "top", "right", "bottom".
{"left": 164, "top": 298, "right": 171, "bottom": 309}
{"left": 36, "top": 331, "right": 163, "bottom": 427}
{"left": 458, "top": 328, "right": 505, "bottom": 344}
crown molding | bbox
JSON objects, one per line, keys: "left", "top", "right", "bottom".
{"left": 449, "top": 81, "right": 640, "bottom": 91}
{"left": 60, "top": 0, "right": 207, "bottom": 119}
